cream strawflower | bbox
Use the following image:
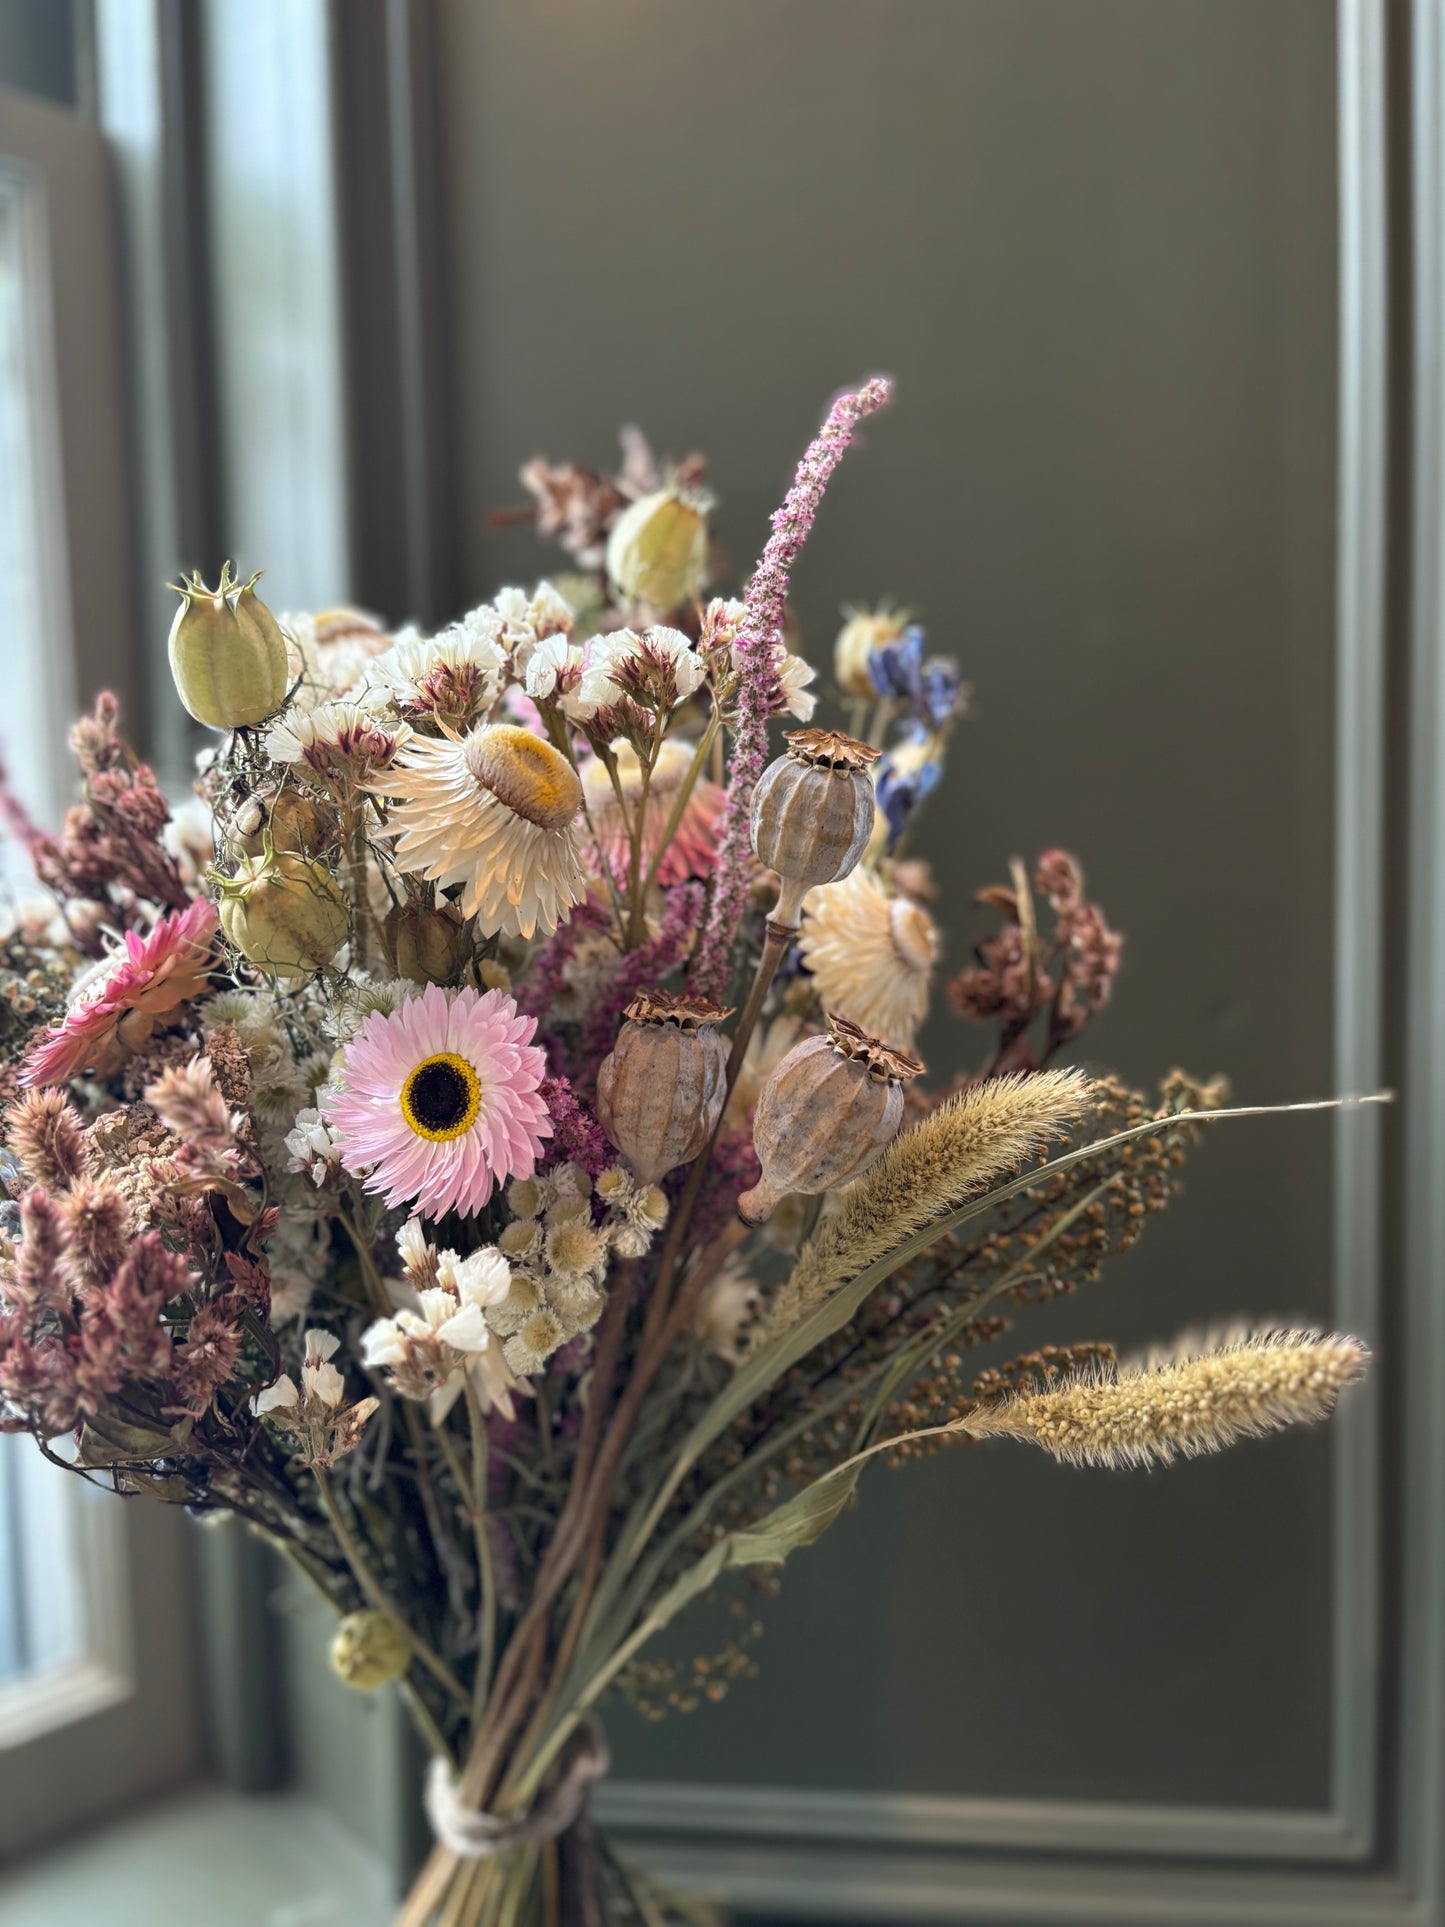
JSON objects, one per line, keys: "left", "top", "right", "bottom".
{"left": 323, "top": 982, "right": 552, "bottom": 1216}
{"left": 364, "top": 622, "right": 506, "bottom": 728}
{"left": 578, "top": 626, "right": 704, "bottom": 713}
{"left": 371, "top": 723, "right": 588, "bottom": 938}
{"left": 264, "top": 700, "right": 411, "bottom": 780}
{"left": 799, "top": 867, "right": 940, "bottom": 1050}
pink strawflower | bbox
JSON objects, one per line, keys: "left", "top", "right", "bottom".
{"left": 580, "top": 737, "right": 723, "bottom": 889}
{"left": 21, "top": 899, "right": 218, "bottom": 1087}
{"left": 323, "top": 983, "right": 552, "bottom": 1218}
{"left": 692, "top": 378, "right": 892, "bottom": 1000}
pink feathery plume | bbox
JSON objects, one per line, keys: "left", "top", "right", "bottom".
{"left": 690, "top": 377, "right": 893, "bottom": 1001}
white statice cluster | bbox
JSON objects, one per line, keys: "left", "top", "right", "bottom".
{"left": 251, "top": 1329, "right": 379, "bottom": 1469}
{"left": 697, "top": 595, "right": 817, "bottom": 722}
{"left": 360, "top": 1221, "right": 525, "bottom": 1421}
{"left": 484, "top": 1161, "right": 669, "bottom": 1376}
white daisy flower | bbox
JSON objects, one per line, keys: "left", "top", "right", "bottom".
{"left": 524, "top": 636, "right": 600, "bottom": 722}
{"left": 577, "top": 626, "right": 705, "bottom": 713}
{"left": 365, "top": 624, "right": 505, "bottom": 726}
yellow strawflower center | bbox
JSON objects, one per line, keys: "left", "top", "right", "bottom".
{"left": 465, "top": 724, "right": 582, "bottom": 831}
{"left": 400, "top": 1052, "right": 482, "bottom": 1141}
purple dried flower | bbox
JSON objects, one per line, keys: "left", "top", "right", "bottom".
{"left": 538, "top": 1076, "right": 612, "bottom": 1178}
{"left": 577, "top": 882, "right": 704, "bottom": 1084}
{"left": 692, "top": 379, "right": 893, "bottom": 1000}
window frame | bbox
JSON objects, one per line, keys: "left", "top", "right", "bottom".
{"left": 0, "top": 78, "right": 198, "bottom": 1858}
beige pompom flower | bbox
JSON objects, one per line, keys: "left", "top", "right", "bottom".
{"left": 799, "top": 867, "right": 940, "bottom": 1050}
{"left": 371, "top": 723, "right": 588, "bottom": 938}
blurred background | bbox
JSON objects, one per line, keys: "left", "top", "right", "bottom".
{"left": 0, "top": 1, "right": 1442, "bottom": 1922}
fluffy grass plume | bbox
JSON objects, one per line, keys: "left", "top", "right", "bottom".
{"left": 962, "top": 1327, "right": 1369, "bottom": 1469}
{"left": 750, "top": 1067, "right": 1094, "bottom": 1350}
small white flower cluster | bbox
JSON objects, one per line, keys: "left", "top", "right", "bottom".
{"left": 361, "top": 1224, "right": 523, "bottom": 1422}
{"left": 284, "top": 1105, "right": 342, "bottom": 1186}
{"left": 252, "top": 1328, "right": 379, "bottom": 1469}
{"left": 592, "top": 1165, "right": 670, "bottom": 1258}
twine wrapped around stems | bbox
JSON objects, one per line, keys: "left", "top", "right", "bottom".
{"left": 424, "top": 1718, "right": 611, "bottom": 1861}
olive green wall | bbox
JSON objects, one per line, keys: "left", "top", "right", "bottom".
{"left": 434, "top": 0, "right": 1340, "bottom": 1825}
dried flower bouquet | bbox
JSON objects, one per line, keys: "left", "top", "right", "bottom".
{"left": 0, "top": 379, "right": 1375, "bottom": 1925}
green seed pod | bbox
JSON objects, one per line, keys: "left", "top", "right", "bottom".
{"left": 383, "top": 899, "right": 468, "bottom": 986}
{"left": 230, "top": 786, "right": 331, "bottom": 860}
{"left": 750, "top": 728, "right": 881, "bottom": 927}
{"left": 606, "top": 487, "right": 709, "bottom": 611}
{"left": 329, "top": 1610, "right": 409, "bottom": 1692}
{"left": 216, "top": 849, "right": 350, "bottom": 979}
{"left": 167, "top": 562, "right": 289, "bottom": 729}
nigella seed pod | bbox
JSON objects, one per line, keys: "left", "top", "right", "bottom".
{"left": 230, "top": 785, "right": 331, "bottom": 859}
{"left": 606, "top": 487, "right": 710, "bottom": 611}
{"left": 167, "top": 562, "right": 289, "bottom": 729}
{"left": 216, "top": 850, "right": 350, "bottom": 980}
{"left": 750, "top": 729, "right": 881, "bottom": 927}
{"left": 384, "top": 899, "right": 468, "bottom": 986}
{"left": 329, "top": 1610, "right": 409, "bottom": 1691}
{"left": 738, "top": 1012, "right": 923, "bottom": 1226}
{"left": 596, "top": 990, "right": 733, "bottom": 1184}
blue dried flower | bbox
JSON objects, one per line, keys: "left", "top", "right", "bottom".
{"left": 875, "top": 740, "right": 943, "bottom": 850}
{"left": 865, "top": 625, "right": 965, "bottom": 732}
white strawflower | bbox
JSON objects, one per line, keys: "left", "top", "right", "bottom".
{"left": 799, "top": 868, "right": 940, "bottom": 1050}
{"left": 370, "top": 723, "right": 588, "bottom": 939}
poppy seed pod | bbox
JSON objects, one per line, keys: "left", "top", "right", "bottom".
{"left": 737, "top": 1013, "right": 923, "bottom": 1226}
{"left": 750, "top": 729, "right": 881, "bottom": 928}
{"left": 329, "top": 1609, "right": 409, "bottom": 1692}
{"left": 596, "top": 990, "right": 733, "bottom": 1184}
{"left": 216, "top": 849, "right": 350, "bottom": 980}
{"left": 167, "top": 562, "right": 289, "bottom": 729}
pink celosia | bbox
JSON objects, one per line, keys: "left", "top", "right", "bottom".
{"left": 692, "top": 378, "right": 893, "bottom": 1001}
{"left": 21, "top": 899, "right": 218, "bottom": 1087}
{"left": 323, "top": 983, "right": 552, "bottom": 1218}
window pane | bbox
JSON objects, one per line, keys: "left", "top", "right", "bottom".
{"left": 0, "top": 1437, "right": 85, "bottom": 1692}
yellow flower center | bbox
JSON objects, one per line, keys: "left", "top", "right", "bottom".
{"left": 400, "top": 1052, "right": 482, "bottom": 1141}
{"left": 464, "top": 724, "right": 583, "bottom": 831}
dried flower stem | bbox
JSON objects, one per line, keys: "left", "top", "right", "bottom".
{"left": 640, "top": 708, "right": 721, "bottom": 899}
{"left": 312, "top": 1466, "right": 469, "bottom": 1708}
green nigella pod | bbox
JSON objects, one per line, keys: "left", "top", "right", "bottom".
{"left": 216, "top": 849, "right": 350, "bottom": 980}
{"left": 749, "top": 728, "right": 881, "bottom": 927}
{"left": 329, "top": 1610, "right": 410, "bottom": 1691}
{"left": 606, "top": 487, "right": 710, "bottom": 611}
{"left": 167, "top": 562, "right": 289, "bottom": 729}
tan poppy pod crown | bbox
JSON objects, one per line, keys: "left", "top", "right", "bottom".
{"left": 737, "top": 1013, "right": 923, "bottom": 1225}
{"left": 749, "top": 729, "right": 880, "bottom": 927}
{"left": 596, "top": 990, "right": 734, "bottom": 1185}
